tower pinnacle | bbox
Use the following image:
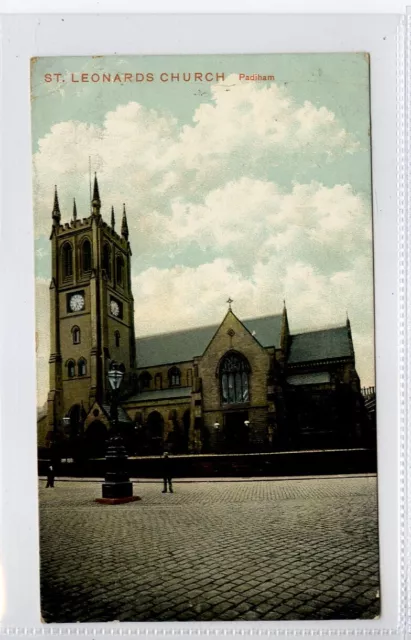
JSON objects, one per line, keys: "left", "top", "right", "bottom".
{"left": 280, "top": 298, "right": 290, "bottom": 353}
{"left": 52, "top": 185, "right": 61, "bottom": 226}
{"left": 72, "top": 198, "right": 77, "bottom": 222}
{"left": 121, "top": 203, "right": 129, "bottom": 240}
{"left": 91, "top": 173, "right": 101, "bottom": 215}
{"left": 111, "top": 205, "right": 115, "bottom": 230}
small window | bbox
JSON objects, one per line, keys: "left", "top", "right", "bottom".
{"left": 67, "top": 360, "right": 75, "bottom": 378}
{"left": 72, "top": 326, "right": 81, "bottom": 345}
{"left": 116, "top": 255, "right": 124, "bottom": 285}
{"left": 168, "top": 366, "right": 181, "bottom": 387}
{"left": 139, "top": 371, "right": 152, "bottom": 390}
{"left": 78, "top": 358, "right": 87, "bottom": 377}
{"left": 81, "top": 239, "right": 92, "bottom": 273}
{"left": 62, "top": 243, "right": 73, "bottom": 279}
{"left": 155, "top": 373, "right": 162, "bottom": 390}
{"left": 114, "top": 330, "right": 120, "bottom": 348}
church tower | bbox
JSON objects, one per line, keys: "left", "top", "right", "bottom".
{"left": 47, "top": 176, "right": 136, "bottom": 437}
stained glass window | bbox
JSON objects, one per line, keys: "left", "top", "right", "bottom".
{"left": 220, "top": 352, "right": 250, "bottom": 405}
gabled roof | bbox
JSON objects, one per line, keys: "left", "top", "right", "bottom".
{"left": 101, "top": 403, "right": 132, "bottom": 423}
{"left": 287, "top": 326, "right": 352, "bottom": 364}
{"left": 136, "top": 314, "right": 283, "bottom": 368}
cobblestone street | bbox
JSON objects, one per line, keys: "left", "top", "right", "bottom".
{"left": 39, "top": 476, "right": 380, "bottom": 623}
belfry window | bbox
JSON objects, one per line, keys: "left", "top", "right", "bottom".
{"left": 220, "top": 351, "right": 250, "bottom": 405}
{"left": 168, "top": 366, "right": 181, "bottom": 387}
{"left": 72, "top": 326, "right": 81, "bottom": 345}
{"left": 81, "top": 239, "right": 92, "bottom": 273}
{"left": 114, "top": 330, "right": 120, "bottom": 348}
{"left": 67, "top": 360, "right": 75, "bottom": 378}
{"left": 103, "top": 244, "right": 111, "bottom": 279}
{"left": 62, "top": 243, "right": 73, "bottom": 279}
{"left": 78, "top": 358, "right": 87, "bottom": 377}
{"left": 116, "top": 255, "right": 124, "bottom": 286}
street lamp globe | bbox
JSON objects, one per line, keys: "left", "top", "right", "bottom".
{"left": 108, "top": 366, "right": 124, "bottom": 391}
{"left": 244, "top": 420, "right": 250, "bottom": 427}
{"left": 214, "top": 422, "right": 220, "bottom": 430}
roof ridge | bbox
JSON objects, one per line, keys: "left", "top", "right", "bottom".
{"left": 136, "top": 313, "right": 283, "bottom": 340}
{"left": 243, "top": 313, "right": 283, "bottom": 322}
{"left": 136, "top": 322, "right": 219, "bottom": 340}
{"left": 291, "top": 324, "right": 347, "bottom": 337}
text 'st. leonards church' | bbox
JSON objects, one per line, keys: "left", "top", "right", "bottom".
{"left": 42, "top": 178, "right": 370, "bottom": 457}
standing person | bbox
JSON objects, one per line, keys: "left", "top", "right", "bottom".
{"left": 45, "top": 464, "right": 55, "bottom": 488}
{"left": 161, "top": 451, "right": 173, "bottom": 493}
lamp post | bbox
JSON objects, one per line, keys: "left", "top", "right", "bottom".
{"left": 213, "top": 421, "right": 220, "bottom": 453}
{"left": 244, "top": 419, "right": 251, "bottom": 451}
{"left": 96, "top": 362, "right": 140, "bottom": 504}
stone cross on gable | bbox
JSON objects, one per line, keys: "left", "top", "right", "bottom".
{"left": 226, "top": 297, "right": 233, "bottom": 310}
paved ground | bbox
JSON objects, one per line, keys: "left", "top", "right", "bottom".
{"left": 39, "top": 476, "right": 380, "bottom": 623}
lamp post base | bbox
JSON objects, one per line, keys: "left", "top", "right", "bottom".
{"left": 96, "top": 495, "right": 141, "bottom": 505}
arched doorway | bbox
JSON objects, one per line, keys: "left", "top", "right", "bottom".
{"left": 67, "top": 404, "right": 82, "bottom": 438}
{"left": 223, "top": 411, "right": 250, "bottom": 453}
{"left": 85, "top": 420, "right": 108, "bottom": 458}
{"left": 145, "top": 411, "right": 164, "bottom": 455}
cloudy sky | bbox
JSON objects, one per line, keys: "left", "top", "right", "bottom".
{"left": 32, "top": 54, "right": 375, "bottom": 407}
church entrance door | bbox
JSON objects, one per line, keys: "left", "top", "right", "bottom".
{"left": 223, "top": 411, "right": 249, "bottom": 453}
{"left": 85, "top": 420, "right": 108, "bottom": 458}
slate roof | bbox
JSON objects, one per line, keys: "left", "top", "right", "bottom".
{"left": 125, "top": 387, "right": 192, "bottom": 404}
{"left": 287, "top": 326, "right": 352, "bottom": 364}
{"left": 135, "top": 314, "right": 283, "bottom": 368}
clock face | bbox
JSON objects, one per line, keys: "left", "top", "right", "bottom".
{"left": 69, "top": 293, "right": 85, "bottom": 312}
{"left": 110, "top": 300, "right": 120, "bottom": 317}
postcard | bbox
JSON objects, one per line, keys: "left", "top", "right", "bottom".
{"left": 31, "top": 53, "right": 379, "bottom": 623}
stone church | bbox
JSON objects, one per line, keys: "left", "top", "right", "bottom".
{"left": 41, "top": 177, "right": 366, "bottom": 458}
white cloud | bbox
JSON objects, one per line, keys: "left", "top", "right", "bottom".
{"left": 33, "top": 75, "right": 359, "bottom": 240}
{"left": 160, "top": 179, "right": 370, "bottom": 272}
{"left": 177, "top": 80, "right": 358, "bottom": 168}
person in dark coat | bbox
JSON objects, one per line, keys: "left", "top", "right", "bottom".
{"left": 46, "top": 464, "right": 55, "bottom": 488}
{"left": 161, "top": 452, "right": 173, "bottom": 493}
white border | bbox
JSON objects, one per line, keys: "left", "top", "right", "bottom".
{"left": 0, "top": 11, "right": 405, "bottom": 638}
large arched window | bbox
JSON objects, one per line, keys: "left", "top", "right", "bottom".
{"left": 78, "top": 358, "right": 87, "bottom": 377}
{"left": 168, "top": 366, "right": 181, "bottom": 387}
{"left": 220, "top": 351, "right": 250, "bottom": 405}
{"left": 67, "top": 359, "right": 76, "bottom": 378}
{"left": 139, "top": 371, "right": 152, "bottom": 391}
{"left": 81, "top": 239, "right": 92, "bottom": 273}
{"left": 62, "top": 242, "right": 73, "bottom": 279}
{"left": 102, "top": 244, "right": 111, "bottom": 279}
{"left": 72, "top": 326, "right": 81, "bottom": 345}
{"left": 116, "top": 255, "right": 124, "bottom": 286}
